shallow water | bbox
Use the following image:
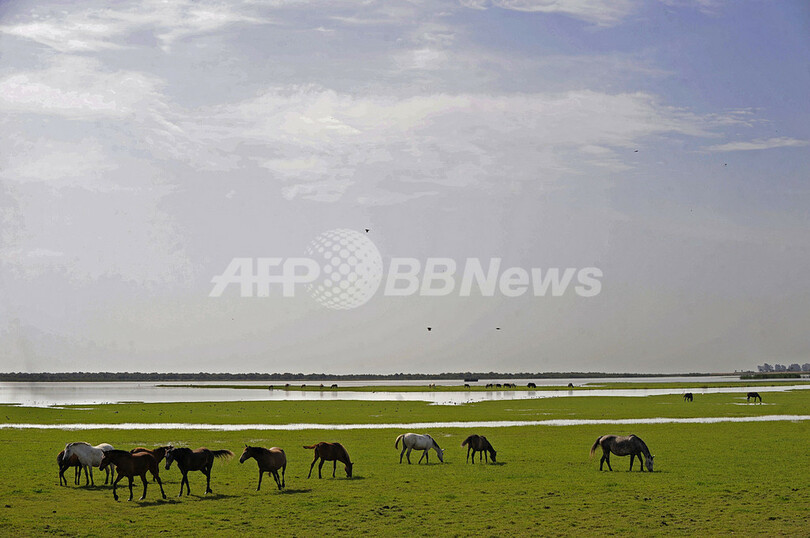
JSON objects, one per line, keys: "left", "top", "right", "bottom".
{"left": 1, "top": 380, "right": 808, "bottom": 407}
{"left": 2, "top": 414, "right": 810, "bottom": 431}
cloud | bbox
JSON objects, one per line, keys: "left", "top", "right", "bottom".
{"left": 459, "top": 0, "right": 638, "bottom": 25}
{"left": 705, "top": 137, "right": 810, "bottom": 152}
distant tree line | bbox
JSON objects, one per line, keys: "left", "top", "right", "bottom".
{"left": 757, "top": 363, "right": 810, "bottom": 373}
{"left": 0, "top": 371, "right": 710, "bottom": 382}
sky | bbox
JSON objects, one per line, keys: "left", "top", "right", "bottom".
{"left": 0, "top": 0, "right": 808, "bottom": 374}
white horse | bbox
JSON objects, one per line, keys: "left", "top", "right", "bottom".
{"left": 395, "top": 433, "right": 444, "bottom": 464}
{"left": 63, "top": 442, "right": 115, "bottom": 486}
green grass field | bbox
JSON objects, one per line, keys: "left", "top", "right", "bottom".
{"left": 1, "top": 389, "right": 809, "bottom": 536}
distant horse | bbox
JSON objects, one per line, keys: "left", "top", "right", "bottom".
{"left": 165, "top": 447, "right": 233, "bottom": 496}
{"left": 304, "top": 442, "right": 353, "bottom": 478}
{"left": 683, "top": 393, "right": 693, "bottom": 402}
{"left": 240, "top": 445, "right": 286, "bottom": 490}
{"left": 590, "top": 434, "right": 654, "bottom": 472}
{"left": 747, "top": 392, "right": 762, "bottom": 403}
{"left": 461, "top": 434, "right": 496, "bottom": 464}
{"left": 395, "top": 433, "right": 444, "bottom": 464}
{"left": 100, "top": 450, "right": 166, "bottom": 501}
{"left": 57, "top": 450, "right": 82, "bottom": 486}
{"left": 527, "top": 382, "right": 536, "bottom": 388}
{"left": 63, "top": 442, "right": 115, "bottom": 486}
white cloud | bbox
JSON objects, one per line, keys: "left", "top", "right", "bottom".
{"left": 460, "top": 0, "right": 637, "bottom": 25}
{"left": 705, "top": 137, "right": 810, "bottom": 152}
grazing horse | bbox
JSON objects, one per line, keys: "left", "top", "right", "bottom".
{"left": 395, "top": 433, "right": 444, "bottom": 464}
{"left": 461, "top": 434, "right": 497, "bottom": 464}
{"left": 747, "top": 392, "right": 762, "bottom": 403}
{"left": 527, "top": 382, "right": 536, "bottom": 388}
{"left": 303, "top": 442, "right": 353, "bottom": 478}
{"left": 63, "top": 442, "right": 115, "bottom": 486}
{"left": 683, "top": 393, "right": 693, "bottom": 402}
{"left": 240, "top": 445, "right": 286, "bottom": 490}
{"left": 164, "top": 447, "right": 233, "bottom": 496}
{"left": 57, "top": 450, "right": 82, "bottom": 486}
{"left": 100, "top": 450, "right": 166, "bottom": 501}
{"left": 590, "top": 434, "right": 654, "bottom": 472}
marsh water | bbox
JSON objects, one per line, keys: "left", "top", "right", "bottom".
{"left": 1, "top": 377, "right": 808, "bottom": 407}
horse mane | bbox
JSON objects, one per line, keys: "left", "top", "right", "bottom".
{"left": 631, "top": 435, "right": 651, "bottom": 458}
{"left": 334, "top": 442, "right": 351, "bottom": 463}
{"left": 427, "top": 435, "right": 441, "bottom": 450}
{"left": 105, "top": 449, "right": 131, "bottom": 457}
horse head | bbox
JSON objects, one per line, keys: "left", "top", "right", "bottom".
{"left": 436, "top": 447, "right": 445, "bottom": 463}
{"left": 490, "top": 449, "right": 497, "bottom": 463}
{"left": 99, "top": 452, "right": 112, "bottom": 471}
{"left": 239, "top": 445, "right": 252, "bottom": 464}
{"left": 345, "top": 462, "right": 353, "bottom": 478}
{"left": 164, "top": 448, "right": 175, "bottom": 470}
{"left": 645, "top": 454, "right": 654, "bottom": 472}
{"left": 63, "top": 443, "right": 75, "bottom": 460}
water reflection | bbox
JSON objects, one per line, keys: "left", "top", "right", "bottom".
{"left": 0, "top": 381, "right": 808, "bottom": 407}
{"left": 3, "top": 414, "right": 810, "bottom": 431}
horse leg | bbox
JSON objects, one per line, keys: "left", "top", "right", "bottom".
{"left": 399, "top": 445, "right": 407, "bottom": 464}
{"left": 152, "top": 469, "right": 166, "bottom": 499}
{"left": 127, "top": 476, "right": 134, "bottom": 501}
{"left": 406, "top": 447, "right": 412, "bottom": 464}
{"left": 74, "top": 466, "right": 80, "bottom": 485}
{"left": 629, "top": 454, "right": 635, "bottom": 471}
{"left": 318, "top": 459, "right": 325, "bottom": 479}
{"left": 281, "top": 464, "right": 286, "bottom": 488}
{"left": 257, "top": 470, "right": 263, "bottom": 491}
{"left": 204, "top": 466, "right": 212, "bottom": 494}
{"left": 112, "top": 473, "right": 123, "bottom": 501}
{"left": 484, "top": 450, "right": 488, "bottom": 463}
{"left": 272, "top": 470, "right": 282, "bottom": 490}
{"left": 307, "top": 457, "right": 318, "bottom": 478}
{"left": 604, "top": 453, "right": 612, "bottom": 471}
{"left": 178, "top": 472, "right": 186, "bottom": 497}
{"left": 140, "top": 473, "right": 148, "bottom": 500}
{"left": 332, "top": 459, "right": 336, "bottom": 478}
{"left": 89, "top": 466, "right": 95, "bottom": 486}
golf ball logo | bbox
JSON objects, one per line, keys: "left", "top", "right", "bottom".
{"left": 305, "top": 229, "right": 383, "bottom": 310}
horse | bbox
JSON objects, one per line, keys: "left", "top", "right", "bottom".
{"left": 63, "top": 442, "right": 115, "bottom": 486}
{"left": 527, "top": 382, "right": 536, "bottom": 388}
{"left": 303, "top": 442, "right": 353, "bottom": 478}
{"left": 130, "top": 446, "right": 172, "bottom": 464}
{"left": 395, "top": 433, "right": 444, "bottom": 464}
{"left": 683, "top": 393, "right": 693, "bottom": 402}
{"left": 164, "top": 447, "right": 234, "bottom": 496}
{"left": 590, "top": 434, "right": 654, "bottom": 472}
{"left": 99, "top": 450, "right": 166, "bottom": 501}
{"left": 461, "top": 434, "right": 496, "bottom": 464}
{"left": 747, "top": 392, "right": 762, "bottom": 403}
{"left": 57, "top": 450, "right": 82, "bottom": 486}
{"left": 240, "top": 445, "right": 286, "bottom": 490}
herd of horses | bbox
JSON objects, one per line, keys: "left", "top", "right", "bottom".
{"left": 682, "top": 391, "right": 762, "bottom": 403}
{"left": 57, "top": 428, "right": 663, "bottom": 502}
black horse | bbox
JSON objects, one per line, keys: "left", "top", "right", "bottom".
{"left": 683, "top": 393, "right": 693, "bottom": 402}
{"left": 461, "top": 434, "right": 497, "bottom": 464}
{"left": 164, "top": 447, "right": 233, "bottom": 496}
{"left": 747, "top": 392, "right": 762, "bottom": 403}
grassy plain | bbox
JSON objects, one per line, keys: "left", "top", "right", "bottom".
{"left": 1, "top": 390, "right": 809, "bottom": 536}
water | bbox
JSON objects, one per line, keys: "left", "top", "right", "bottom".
{"left": 1, "top": 379, "right": 807, "bottom": 407}
{"left": 3, "top": 414, "right": 810, "bottom": 431}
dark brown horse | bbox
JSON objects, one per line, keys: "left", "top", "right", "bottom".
{"left": 303, "top": 442, "right": 353, "bottom": 478}
{"left": 747, "top": 392, "right": 762, "bottom": 403}
{"left": 461, "top": 434, "right": 497, "bottom": 464}
{"left": 590, "top": 434, "right": 654, "bottom": 472}
{"left": 99, "top": 450, "right": 167, "bottom": 501}
{"left": 57, "top": 449, "right": 82, "bottom": 486}
{"left": 239, "top": 445, "right": 286, "bottom": 490}
{"left": 683, "top": 393, "right": 693, "bottom": 402}
{"left": 165, "top": 447, "right": 233, "bottom": 496}
{"left": 130, "top": 446, "right": 172, "bottom": 465}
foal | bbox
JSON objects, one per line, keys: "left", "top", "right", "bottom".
{"left": 99, "top": 450, "right": 166, "bottom": 501}
{"left": 239, "top": 445, "right": 286, "bottom": 490}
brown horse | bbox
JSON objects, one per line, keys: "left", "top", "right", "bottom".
{"left": 130, "top": 446, "right": 172, "bottom": 464}
{"left": 461, "top": 434, "right": 497, "bottom": 464}
{"left": 99, "top": 450, "right": 167, "bottom": 501}
{"left": 164, "top": 447, "right": 233, "bottom": 496}
{"left": 747, "top": 392, "right": 762, "bottom": 403}
{"left": 239, "top": 445, "right": 286, "bottom": 490}
{"left": 303, "top": 442, "right": 353, "bottom": 478}
{"left": 57, "top": 449, "right": 82, "bottom": 486}
{"left": 590, "top": 434, "right": 654, "bottom": 472}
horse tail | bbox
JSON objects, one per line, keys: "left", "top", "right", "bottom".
{"left": 590, "top": 436, "right": 603, "bottom": 458}
{"left": 461, "top": 435, "right": 471, "bottom": 447}
{"left": 211, "top": 449, "right": 234, "bottom": 460}
{"left": 303, "top": 444, "right": 317, "bottom": 449}
{"left": 395, "top": 434, "right": 404, "bottom": 448}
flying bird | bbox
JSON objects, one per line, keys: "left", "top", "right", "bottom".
{"left": 427, "top": 327, "right": 432, "bottom": 331}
